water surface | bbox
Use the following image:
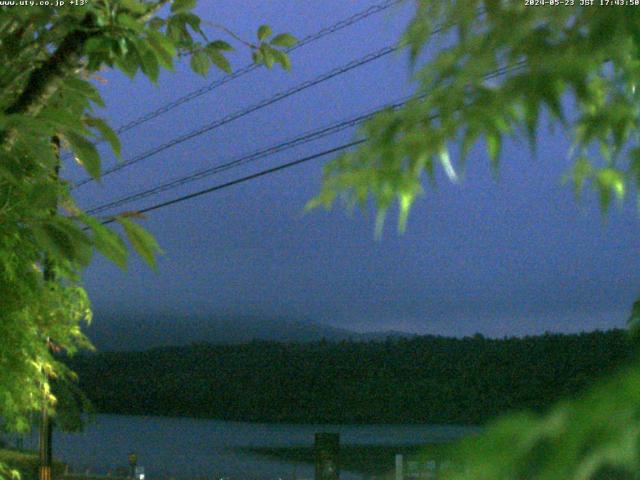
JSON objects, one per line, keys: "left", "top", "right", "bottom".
{"left": 22, "top": 415, "right": 478, "bottom": 479}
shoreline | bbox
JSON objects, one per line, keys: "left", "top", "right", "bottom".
{"left": 243, "top": 443, "right": 454, "bottom": 476}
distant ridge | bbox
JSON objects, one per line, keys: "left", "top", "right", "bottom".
{"left": 69, "top": 328, "right": 632, "bottom": 424}
{"left": 85, "top": 312, "right": 416, "bottom": 351}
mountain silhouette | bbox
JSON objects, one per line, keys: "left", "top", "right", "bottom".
{"left": 85, "top": 312, "right": 415, "bottom": 351}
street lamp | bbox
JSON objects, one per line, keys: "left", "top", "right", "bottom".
{"left": 128, "top": 452, "right": 137, "bottom": 479}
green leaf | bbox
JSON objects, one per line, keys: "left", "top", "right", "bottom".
{"left": 179, "top": 12, "right": 203, "bottom": 35}
{"left": 595, "top": 168, "right": 625, "bottom": 210}
{"left": 627, "top": 300, "right": 640, "bottom": 341}
{"left": 64, "top": 131, "right": 101, "bottom": 181}
{"left": 81, "top": 215, "right": 128, "bottom": 270}
{"left": 271, "top": 49, "right": 291, "bottom": 71}
{"left": 252, "top": 48, "right": 264, "bottom": 64}
{"left": 374, "top": 208, "right": 388, "bottom": 240}
{"left": 486, "top": 131, "right": 501, "bottom": 174}
{"left": 270, "top": 33, "right": 298, "bottom": 48}
{"left": 148, "top": 17, "right": 165, "bottom": 30}
{"left": 39, "top": 108, "right": 89, "bottom": 136}
{"left": 116, "top": 50, "right": 140, "bottom": 78}
{"left": 572, "top": 156, "right": 593, "bottom": 197}
{"left": 83, "top": 116, "right": 121, "bottom": 159}
{"left": 12, "top": 135, "right": 58, "bottom": 172}
{"left": 167, "top": 17, "right": 189, "bottom": 43}
{"left": 397, "top": 192, "right": 415, "bottom": 234}
{"left": 116, "top": 13, "right": 143, "bottom": 32}
{"left": 261, "top": 45, "right": 274, "bottom": 69}
{"left": 61, "top": 77, "right": 104, "bottom": 107}
{"left": 190, "top": 49, "right": 210, "bottom": 75}
{"left": 120, "top": 0, "right": 147, "bottom": 14}
{"left": 116, "top": 217, "right": 162, "bottom": 269}
{"left": 31, "top": 217, "right": 92, "bottom": 265}
{"left": 136, "top": 41, "right": 160, "bottom": 83}
{"left": 207, "top": 40, "right": 233, "bottom": 51}
{"left": 257, "top": 24, "right": 272, "bottom": 41}
{"left": 147, "top": 30, "right": 176, "bottom": 69}
{"left": 84, "top": 36, "right": 115, "bottom": 62}
{"left": 171, "top": 0, "right": 196, "bottom": 14}
{"left": 27, "top": 183, "right": 58, "bottom": 212}
{"left": 524, "top": 97, "right": 540, "bottom": 151}
{"left": 439, "top": 147, "right": 458, "bottom": 183}
{"left": 204, "top": 45, "right": 231, "bottom": 73}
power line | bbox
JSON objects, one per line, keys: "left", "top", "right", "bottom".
{"left": 74, "top": 7, "right": 492, "bottom": 190}
{"left": 85, "top": 95, "right": 413, "bottom": 215}
{"left": 93, "top": 62, "right": 525, "bottom": 223}
{"left": 113, "top": 0, "right": 402, "bottom": 135}
{"left": 63, "top": 0, "right": 402, "bottom": 164}
{"left": 100, "top": 139, "right": 366, "bottom": 225}
{"left": 73, "top": 43, "right": 401, "bottom": 189}
{"left": 87, "top": 62, "right": 523, "bottom": 216}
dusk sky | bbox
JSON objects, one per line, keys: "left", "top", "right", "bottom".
{"left": 66, "top": 0, "right": 640, "bottom": 343}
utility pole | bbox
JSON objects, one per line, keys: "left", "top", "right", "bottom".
{"left": 38, "top": 360, "right": 52, "bottom": 480}
{"left": 39, "top": 136, "right": 60, "bottom": 480}
{"left": 314, "top": 433, "right": 340, "bottom": 480}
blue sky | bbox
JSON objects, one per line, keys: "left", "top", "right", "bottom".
{"left": 66, "top": 0, "right": 640, "bottom": 341}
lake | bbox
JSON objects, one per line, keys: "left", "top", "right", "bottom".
{"left": 17, "top": 414, "right": 478, "bottom": 479}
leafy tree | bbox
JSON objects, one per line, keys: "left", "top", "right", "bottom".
{"left": 0, "top": 1, "right": 293, "bottom": 476}
{"left": 67, "top": 330, "right": 634, "bottom": 425}
{"left": 311, "top": 1, "right": 640, "bottom": 478}
{"left": 312, "top": 1, "right": 639, "bottom": 230}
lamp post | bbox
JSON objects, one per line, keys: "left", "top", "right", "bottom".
{"left": 128, "top": 452, "right": 138, "bottom": 479}
{"left": 315, "top": 433, "right": 340, "bottom": 480}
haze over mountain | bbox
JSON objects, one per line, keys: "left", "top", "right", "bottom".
{"left": 86, "top": 312, "right": 415, "bottom": 351}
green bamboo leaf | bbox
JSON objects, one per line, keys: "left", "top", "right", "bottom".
{"left": 116, "top": 217, "right": 162, "bottom": 269}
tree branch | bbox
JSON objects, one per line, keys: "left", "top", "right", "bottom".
{"left": 1, "top": 0, "right": 170, "bottom": 150}
{"left": 204, "top": 22, "right": 256, "bottom": 49}
{"left": 4, "top": 19, "right": 94, "bottom": 118}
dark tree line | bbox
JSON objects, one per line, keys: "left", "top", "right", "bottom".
{"left": 67, "top": 329, "right": 634, "bottom": 425}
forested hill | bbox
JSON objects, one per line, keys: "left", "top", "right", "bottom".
{"left": 68, "top": 329, "right": 634, "bottom": 425}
